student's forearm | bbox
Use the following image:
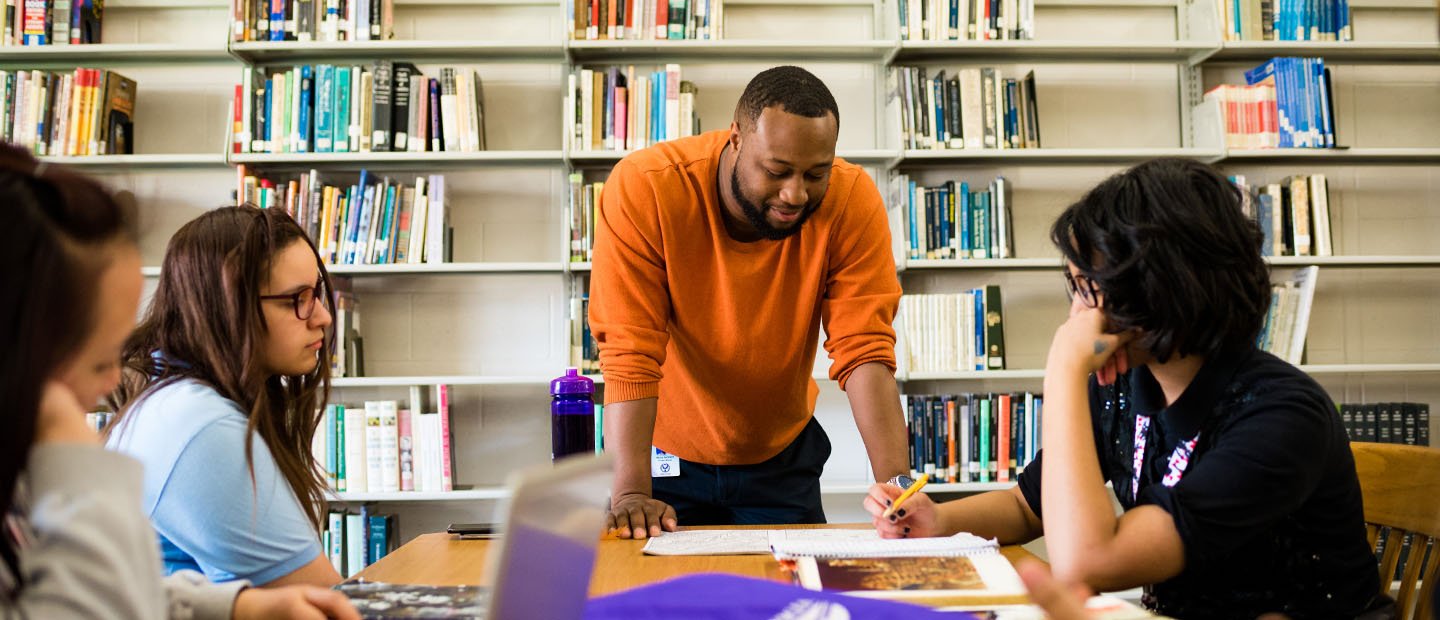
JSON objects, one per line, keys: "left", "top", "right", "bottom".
{"left": 604, "top": 398, "right": 659, "bottom": 497}
{"left": 845, "top": 362, "right": 910, "bottom": 482}
{"left": 934, "top": 486, "right": 1044, "bottom": 544}
{"left": 1040, "top": 370, "right": 1119, "bottom": 580}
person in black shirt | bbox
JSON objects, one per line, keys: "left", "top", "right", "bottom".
{"left": 863, "top": 158, "right": 1393, "bottom": 619}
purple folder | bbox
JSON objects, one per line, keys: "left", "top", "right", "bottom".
{"left": 584, "top": 573, "right": 979, "bottom": 620}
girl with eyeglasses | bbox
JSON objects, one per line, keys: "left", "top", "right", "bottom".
{"left": 865, "top": 158, "right": 1391, "bottom": 619}
{"left": 0, "top": 146, "right": 356, "bottom": 618}
{"left": 107, "top": 205, "right": 345, "bottom": 589}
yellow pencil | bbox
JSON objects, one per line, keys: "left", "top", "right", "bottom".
{"left": 881, "top": 473, "right": 929, "bottom": 519}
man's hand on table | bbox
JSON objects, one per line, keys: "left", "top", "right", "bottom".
{"left": 607, "top": 492, "right": 678, "bottom": 540}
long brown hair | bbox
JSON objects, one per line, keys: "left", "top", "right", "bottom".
{"left": 109, "top": 206, "right": 333, "bottom": 530}
{"left": 0, "top": 144, "right": 135, "bottom": 584}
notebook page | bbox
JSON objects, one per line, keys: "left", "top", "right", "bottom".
{"left": 770, "top": 532, "right": 999, "bottom": 559}
{"left": 642, "top": 529, "right": 879, "bottom": 556}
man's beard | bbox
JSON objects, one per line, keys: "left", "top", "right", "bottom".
{"left": 731, "top": 165, "right": 819, "bottom": 241}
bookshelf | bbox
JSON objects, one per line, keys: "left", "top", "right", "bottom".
{"left": 35, "top": 0, "right": 1437, "bottom": 537}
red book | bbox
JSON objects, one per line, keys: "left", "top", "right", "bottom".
{"left": 654, "top": 0, "right": 667, "bottom": 39}
{"left": 996, "top": 393, "right": 1011, "bottom": 483}
{"left": 397, "top": 408, "right": 414, "bottom": 492}
{"left": 232, "top": 84, "right": 244, "bottom": 153}
{"left": 437, "top": 384, "right": 453, "bottom": 492}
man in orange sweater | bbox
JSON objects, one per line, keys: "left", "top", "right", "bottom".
{"left": 590, "top": 66, "right": 910, "bottom": 538}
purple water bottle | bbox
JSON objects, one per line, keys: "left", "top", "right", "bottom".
{"left": 550, "top": 368, "right": 595, "bottom": 461}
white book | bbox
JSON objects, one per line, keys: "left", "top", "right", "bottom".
{"left": 348, "top": 67, "right": 363, "bottom": 154}
{"left": 239, "top": 70, "right": 252, "bottom": 153}
{"left": 959, "top": 68, "right": 983, "bottom": 150}
{"left": 378, "top": 401, "right": 400, "bottom": 493}
{"left": 579, "top": 69, "right": 594, "bottom": 150}
{"left": 664, "top": 64, "right": 681, "bottom": 142}
{"left": 1309, "top": 175, "right": 1332, "bottom": 257}
{"left": 364, "top": 401, "right": 384, "bottom": 493}
{"left": 327, "top": 512, "right": 345, "bottom": 572}
{"left": 565, "top": 73, "right": 577, "bottom": 150}
{"left": 290, "top": 68, "right": 303, "bottom": 152}
{"left": 1282, "top": 266, "right": 1319, "bottom": 366}
{"left": 467, "top": 71, "right": 484, "bottom": 151}
{"left": 343, "top": 406, "right": 368, "bottom": 494}
{"left": 407, "top": 176, "right": 429, "bottom": 264}
{"left": 453, "top": 71, "right": 472, "bottom": 152}
{"left": 425, "top": 174, "right": 446, "bottom": 264}
{"left": 345, "top": 512, "right": 366, "bottom": 575}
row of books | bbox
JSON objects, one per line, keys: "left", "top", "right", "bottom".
{"left": 2, "top": 68, "right": 135, "bottom": 156}
{"left": 568, "top": 174, "right": 602, "bottom": 263}
{"left": 230, "top": 0, "right": 394, "bottom": 43}
{"left": 569, "top": 0, "right": 722, "bottom": 40}
{"left": 569, "top": 285, "right": 600, "bottom": 373}
{"left": 1219, "top": 0, "right": 1351, "bottom": 42}
{"left": 899, "top": 287, "right": 1007, "bottom": 374}
{"left": 314, "top": 389, "right": 457, "bottom": 494}
{"left": 1258, "top": 266, "right": 1318, "bottom": 365}
{"left": 324, "top": 507, "right": 397, "bottom": 578}
{"left": 234, "top": 62, "right": 487, "bottom": 155}
{"left": 331, "top": 288, "right": 363, "bottom": 378}
{"left": 893, "top": 66, "right": 1040, "bottom": 151}
{"left": 904, "top": 392, "right": 1040, "bottom": 484}
{"left": 568, "top": 64, "right": 698, "bottom": 152}
{"left": 892, "top": 174, "right": 1014, "bottom": 260}
{"left": 3, "top": 0, "right": 102, "bottom": 46}
{"left": 896, "top": 0, "right": 1034, "bottom": 41}
{"left": 1340, "top": 402, "right": 1431, "bottom": 447}
{"left": 1232, "top": 56, "right": 1336, "bottom": 149}
{"left": 83, "top": 411, "right": 113, "bottom": 432}
{"left": 1235, "top": 173, "right": 1333, "bottom": 257}
{"left": 237, "top": 168, "right": 451, "bottom": 266}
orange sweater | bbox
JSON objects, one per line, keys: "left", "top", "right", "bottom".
{"left": 589, "top": 130, "right": 901, "bottom": 465}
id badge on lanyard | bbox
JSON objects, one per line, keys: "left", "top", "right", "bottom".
{"left": 1130, "top": 414, "right": 1201, "bottom": 502}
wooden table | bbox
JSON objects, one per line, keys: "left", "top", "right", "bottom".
{"left": 357, "top": 524, "right": 1040, "bottom": 599}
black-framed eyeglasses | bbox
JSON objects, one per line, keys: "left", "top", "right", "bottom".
{"left": 260, "top": 277, "right": 327, "bottom": 321}
{"left": 1063, "top": 270, "right": 1101, "bottom": 308}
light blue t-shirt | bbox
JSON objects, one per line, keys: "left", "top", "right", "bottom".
{"left": 106, "top": 378, "right": 321, "bottom": 585}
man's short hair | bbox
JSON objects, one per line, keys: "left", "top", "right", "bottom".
{"left": 1050, "top": 157, "right": 1272, "bottom": 363}
{"left": 735, "top": 66, "right": 840, "bottom": 131}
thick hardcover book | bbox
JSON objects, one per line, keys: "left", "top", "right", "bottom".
{"left": 984, "top": 285, "right": 1005, "bottom": 369}
{"left": 390, "top": 62, "right": 417, "bottom": 150}
{"left": 370, "top": 60, "right": 393, "bottom": 151}
{"left": 100, "top": 71, "right": 136, "bottom": 155}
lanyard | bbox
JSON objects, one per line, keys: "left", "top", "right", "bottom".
{"left": 1130, "top": 414, "right": 1201, "bottom": 502}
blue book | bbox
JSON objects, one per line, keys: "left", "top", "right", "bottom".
{"left": 978, "top": 191, "right": 991, "bottom": 259}
{"left": 970, "top": 188, "right": 985, "bottom": 259}
{"left": 1257, "top": 192, "right": 1275, "bottom": 256}
{"left": 270, "top": 0, "right": 285, "bottom": 41}
{"left": 379, "top": 184, "right": 397, "bottom": 263}
{"left": 932, "top": 73, "right": 946, "bottom": 145}
{"left": 973, "top": 288, "right": 985, "bottom": 370}
{"left": 334, "top": 67, "right": 352, "bottom": 153}
{"left": 354, "top": 185, "right": 377, "bottom": 264}
{"left": 346, "top": 170, "right": 371, "bottom": 263}
{"left": 297, "top": 65, "right": 313, "bottom": 153}
{"left": 652, "top": 71, "right": 663, "bottom": 144}
{"left": 263, "top": 75, "right": 276, "bottom": 153}
{"left": 368, "top": 514, "right": 389, "bottom": 565}
{"left": 907, "top": 180, "right": 918, "bottom": 258}
{"left": 1316, "top": 58, "right": 1333, "bottom": 147}
{"left": 957, "top": 183, "right": 971, "bottom": 258}
{"left": 315, "top": 65, "right": 334, "bottom": 152}
{"left": 324, "top": 405, "right": 337, "bottom": 487}
{"left": 940, "top": 182, "right": 952, "bottom": 256}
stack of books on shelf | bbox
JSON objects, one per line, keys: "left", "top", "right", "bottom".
{"left": 1218, "top": 0, "right": 1351, "bottom": 41}
{"left": 2, "top": 68, "right": 136, "bottom": 155}
{"left": 1207, "top": 57, "right": 1336, "bottom": 150}
{"left": 899, "top": 286, "right": 1007, "bottom": 373}
{"left": 230, "top": 0, "right": 394, "bottom": 42}
{"left": 315, "top": 387, "right": 457, "bottom": 495}
{"left": 892, "top": 66, "right": 1039, "bottom": 151}
{"left": 331, "top": 287, "right": 362, "bottom": 378}
{"left": 568, "top": 173, "right": 601, "bottom": 262}
{"left": 235, "top": 62, "right": 487, "bottom": 155}
{"left": 1258, "top": 265, "right": 1318, "bottom": 365}
{"left": 891, "top": 174, "right": 1014, "bottom": 260}
{"left": 3, "top": 0, "right": 102, "bottom": 46}
{"left": 84, "top": 410, "right": 114, "bottom": 432}
{"left": 325, "top": 506, "right": 397, "bottom": 578}
{"left": 569, "top": 282, "right": 600, "bottom": 373}
{"left": 567, "top": 64, "right": 698, "bottom": 152}
{"left": 905, "top": 392, "right": 1041, "bottom": 484}
{"left": 896, "top": 0, "right": 1034, "bottom": 41}
{"left": 1233, "top": 173, "right": 1333, "bottom": 257}
{"left": 236, "top": 168, "right": 450, "bottom": 266}
{"left": 569, "top": 0, "right": 722, "bottom": 40}
{"left": 1340, "top": 402, "right": 1431, "bottom": 447}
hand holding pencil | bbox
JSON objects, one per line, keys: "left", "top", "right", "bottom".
{"left": 863, "top": 474, "right": 940, "bottom": 539}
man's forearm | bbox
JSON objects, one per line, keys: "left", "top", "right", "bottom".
{"left": 603, "top": 397, "right": 659, "bottom": 497}
{"left": 845, "top": 362, "right": 910, "bottom": 482}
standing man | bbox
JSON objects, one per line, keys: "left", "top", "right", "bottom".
{"left": 590, "top": 66, "right": 910, "bottom": 538}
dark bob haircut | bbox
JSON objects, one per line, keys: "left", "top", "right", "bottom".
{"left": 1050, "top": 157, "right": 1271, "bottom": 363}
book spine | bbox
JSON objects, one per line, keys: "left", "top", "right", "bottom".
{"left": 437, "top": 383, "right": 453, "bottom": 491}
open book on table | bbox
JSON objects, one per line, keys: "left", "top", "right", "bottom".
{"left": 775, "top": 533, "right": 1029, "bottom": 607}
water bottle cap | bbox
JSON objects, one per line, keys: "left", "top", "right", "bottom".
{"left": 550, "top": 367, "right": 594, "bottom": 396}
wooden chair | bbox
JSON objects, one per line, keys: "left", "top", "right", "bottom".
{"left": 1352, "top": 442, "right": 1440, "bottom": 619}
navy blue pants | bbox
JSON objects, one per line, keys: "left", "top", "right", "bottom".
{"left": 652, "top": 416, "right": 831, "bottom": 526}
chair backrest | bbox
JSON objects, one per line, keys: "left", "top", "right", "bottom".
{"left": 1351, "top": 442, "right": 1440, "bottom": 620}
